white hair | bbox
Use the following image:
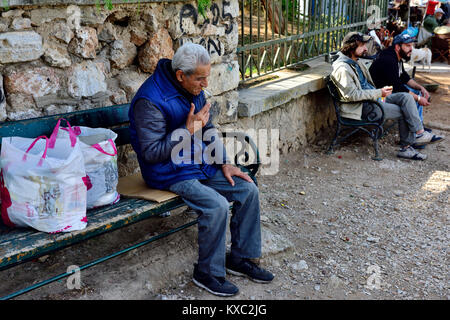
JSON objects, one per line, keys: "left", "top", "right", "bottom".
{"left": 171, "top": 42, "right": 210, "bottom": 75}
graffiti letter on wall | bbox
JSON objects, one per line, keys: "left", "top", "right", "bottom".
{"left": 210, "top": 3, "right": 220, "bottom": 25}
{"left": 222, "top": 0, "right": 233, "bottom": 34}
{"left": 180, "top": 4, "right": 198, "bottom": 33}
{"left": 208, "top": 38, "right": 222, "bottom": 56}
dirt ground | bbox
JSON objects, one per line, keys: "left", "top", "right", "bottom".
{"left": 415, "top": 71, "right": 450, "bottom": 130}
{"left": 0, "top": 70, "right": 448, "bottom": 301}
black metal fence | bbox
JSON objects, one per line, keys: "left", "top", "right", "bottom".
{"left": 238, "top": 0, "right": 389, "bottom": 82}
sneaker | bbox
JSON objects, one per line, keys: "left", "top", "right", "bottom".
{"left": 430, "top": 134, "right": 444, "bottom": 143}
{"left": 397, "top": 146, "right": 427, "bottom": 160}
{"left": 192, "top": 264, "right": 239, "bottom": 297}
{"left": 414, "top": 131, "right": 444, "bottom": 146}
{"left": 411, "top": 143, "right": 426, "bottom": 150}
{"left": 226, "top": 255, "right": 274, "bottom": 283}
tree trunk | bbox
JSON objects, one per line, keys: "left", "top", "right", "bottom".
{"left": 261, "top": 0, "right": 286, "bottom": 35}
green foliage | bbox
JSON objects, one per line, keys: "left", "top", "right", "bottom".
{"left": 95, "top": 0, "right": 114, "bottom": 11}
{"left": 105, "top": 0, "right": 113, "bottom": 10}
{"left": 1, "top": 0, "right": 9, "bottom": 11}
{"left": 198, "top": 0, "right": 211, "bottom": 19}
{"left": 281, "top": 0, "right": 298, "bottom": 22}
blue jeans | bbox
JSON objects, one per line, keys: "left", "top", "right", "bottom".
{"left": 168, "top": 169, "right": 262, "bottom": 277}
{"left": 404, "top": 85, "right": 423, "bottom": 122}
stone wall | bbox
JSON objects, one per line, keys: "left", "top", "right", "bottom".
{"left": 0, "top": 0, "right": 335, "bottom": 176}
{"left": 0, "top": 0, "right": 240, "bottom": 123}
{"left": 224, "top": 88, "right": 334, "bottom": 155}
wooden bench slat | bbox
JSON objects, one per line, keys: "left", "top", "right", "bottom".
{"left": 0, "top": 196, "right": 185, "bottom": 270}
{"left": 0, "top": 197, "right": 141, "bottom": 244}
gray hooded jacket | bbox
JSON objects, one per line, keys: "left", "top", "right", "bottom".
{"left": 330, "top": 52, "right": 382, "bottom": 120}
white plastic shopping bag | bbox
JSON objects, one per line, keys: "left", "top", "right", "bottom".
{"left": 0, "top": 134, "right": 87, "bottom": 233}
{"left": 50, "top": 119, "right": 120, "bottom": 209}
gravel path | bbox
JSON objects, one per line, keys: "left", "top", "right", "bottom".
{"left": 155, "top": 132, "right": 449, "bottom": 300}
{"left": 1, "top": 70, "right": 448, "bottom": 301}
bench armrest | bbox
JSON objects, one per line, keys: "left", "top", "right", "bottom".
{"left": 220, "top": 131, "right": 261, "bottom": 178}
{"left": 325, "top": 75, "right": 385, "bottom": 122}
{"left": 357, "top": 99, "right": 385, "bottom": 122}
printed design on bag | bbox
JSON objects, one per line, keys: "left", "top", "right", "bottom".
{"left": 26, "top": 204, "right": 35, "bottom": 218}
{"left": 0, "top": 170, "right": 13, "bottom": 227}
{"left": 104, "top": 161, "right": 118, "bottom": 193}
{"left": 37, "top": 179, "right": 62, "bottom": 218}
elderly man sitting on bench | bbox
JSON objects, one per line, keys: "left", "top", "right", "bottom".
{"left": 128, "top": 43, "right": 273, "bottom": 297}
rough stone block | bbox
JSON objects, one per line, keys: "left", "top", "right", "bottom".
{"left": 68, "top": 27, "right": 98, "bottom": 59}
{"left": 43, "top": 40, "right": 72, "bottom": 68}
{"left": 67, "top": 61, "right": 107, "bottom": 98}
{"left": 11, "top": 17, "right": 31, "bottom": 30}
{"left": 138, "top": 28, "right": 174, "bottom": 73}
{"left": 0, "top": 31, "right": 44, "bottom": 63}
{"left": 207, "top": 60, "right": 240, "bottom": 96}
{"left": 6, "top": 93, "right": 41, "bottom": 121}
{"left": 116, "top": 69, "right": 149, "bottom": 100}
{"left": 3, "top": 66, "right": 60, "bottom": 98}
{"left": 30, "top": 8, "right": 67, "bottom": 26}
{"left": 209, "top": 90, "right": 238, "bottom": 125}
{"left": 110, "top": 38, "right": 137, "bottom": 70}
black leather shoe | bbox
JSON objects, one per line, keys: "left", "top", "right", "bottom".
{"left": 226, "top": 254, "right": 274, "bottom": 283}
{"left": 192, "top": 264, "right": 239, "bottom": 297}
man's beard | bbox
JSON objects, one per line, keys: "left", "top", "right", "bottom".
{"left": 400, "top": 48, "right": 411, "bottom": 62}
{"left": 356, "top": 50, "right": 368, "bottom": 58}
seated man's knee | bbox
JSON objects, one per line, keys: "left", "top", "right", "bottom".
{"left": 246, "top": 181, "right": 259, "bottom": 198}
{"left": 200, "top": 195, "right": 229, "bottom": 225}
{"left": 237, "top": 179, "right": 259, "bottom": 200}
{"left": 398, "top": 92, "right": 415, "bottom": 104}
{"left": 212, "top": 195, "right": 231, "bottom": 216}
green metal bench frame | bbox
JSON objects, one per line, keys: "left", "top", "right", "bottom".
{"left": 325, "top": 75, "right": 386, "bottom": 161}
{"left": 0, "top": 104, "right": 260, "bottom": 299}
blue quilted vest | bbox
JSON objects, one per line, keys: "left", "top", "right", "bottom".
{"left": 129, "top": 59, "right": 218, "bottom": 190}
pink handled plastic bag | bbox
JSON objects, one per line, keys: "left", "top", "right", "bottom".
{"left": 0, "top": 134, "right": 87, "bottom": 233}
{"left": 52, "top": 121, "right": 120, "bottom": 209}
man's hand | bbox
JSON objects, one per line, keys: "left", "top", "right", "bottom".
{"left": 418, "top": 96, "right": 431, "bottom": 107}
{"left": 222, "top": 164, "right": 253, "bottom": 187}
{"left": 419, "top": 86, "right": 430, "bottom": 100}
{"left": 381, "top": 86, "right": 393, "bottom": 97}
{"left": 186, "top": 102, "right": 210, "bottom": 135}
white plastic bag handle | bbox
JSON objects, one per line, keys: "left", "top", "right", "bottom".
{"left": 49, "top": 118, "right": 77, "bottom": 148}
{"left": 22, "top": 135, "right": 49, "bottom": 167}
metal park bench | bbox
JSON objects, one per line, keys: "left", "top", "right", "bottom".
{"left": 0, "top": 105, "right": 260, "bottom": 299}
{"left": 325, "top": 74, "right": 386, "bottom": 161}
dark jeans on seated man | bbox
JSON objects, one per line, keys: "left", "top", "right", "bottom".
{"left": 168, "top": 169, "right": 262, "bottom": 278}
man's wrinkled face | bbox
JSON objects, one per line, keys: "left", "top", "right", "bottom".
{"left": 399, "top": 43, "right": 413, "bottom": 61}
{"left": 177, "top": 64, "right": 211, "bottom": 96}
{"left": 354, "top": 41, "right": 368, "bottom": 58}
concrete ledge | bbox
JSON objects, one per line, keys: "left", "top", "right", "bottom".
{"left": 4, "top": 0, "right": 186, "bottom": 8}
{"left": 238, "top": 58, "right": 332, "bottom": 118}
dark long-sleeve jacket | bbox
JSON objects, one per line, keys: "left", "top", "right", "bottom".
{"left": 369, "top": 46, "right": 411, "bottom": 93}
{"left": 133, "top": 98, "right": 225, "bottom": 165}
{"left": 128, "top": 58, "right": 229, "bottom": 189}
